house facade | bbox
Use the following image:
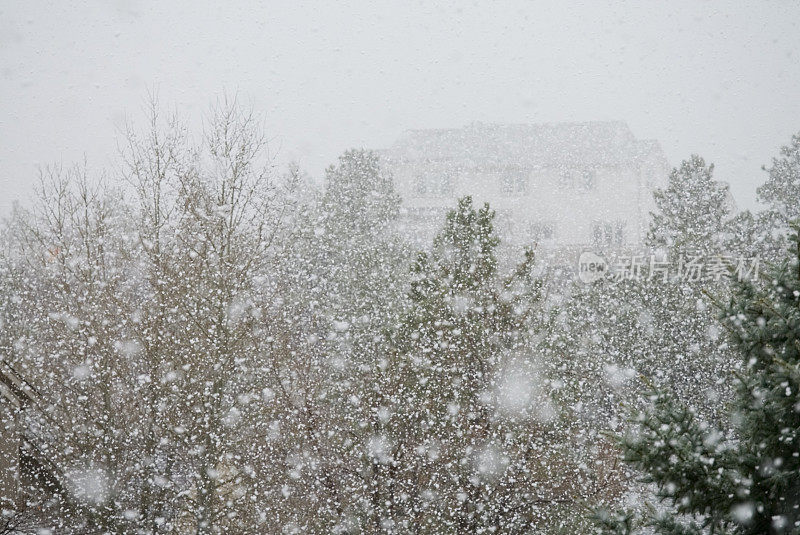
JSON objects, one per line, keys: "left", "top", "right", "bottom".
{"left": 381, "top": 121, "right": 671, "bottom": 256}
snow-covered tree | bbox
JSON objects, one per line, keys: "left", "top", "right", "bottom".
{"left": 279, "top": 149, "right": 407, "bottom": 367}
{"left": 249, "top": 150, "right": 411, "bottom": 532}
{"left": 725, "top": 209, "right": 771, "bottom": 260}
{"left": 553, "top": 154, "right": 742, "bottom": 437}
{"left": 0, "top": 165, "right": 136, "bottom": 530}
{"left": 543, "top": 153, "right": 749, "bottom": 532}
{"left": 594, "top": 226, "right": 800, "bottom": 534}
{"left": 554, "top": 273, "right": 734, "bottom": 428}
{"left": 738, "top": 131, "right": 800, "bottom": 264}
{"left": 358, "top": 197, "right": 605, "bottom": 532}
{"left": 0, "top": 99, "right": 300, "bottom": 532}
{"left": 647, "top": 155, "right": 732, "bottom": 256}
{"left": 718, "top": 132, "right": 800, "bottom": 265}
{"left": 759, "top": 132, "right": 800, "bottom": 227}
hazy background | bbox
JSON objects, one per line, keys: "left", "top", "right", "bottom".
{"left": 1, "top": 0, "right": 799, "bottom": 215}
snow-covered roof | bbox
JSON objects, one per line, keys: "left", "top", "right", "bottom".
{"left": 384, "top": 121, "right": 666, "bottom": 168}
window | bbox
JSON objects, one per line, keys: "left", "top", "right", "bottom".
{"left": 501, "top": 166, "right": 529, "bottom": 195}
{"left": 529, "top": 221, "right": 556, "bottom": 242}
{"left": 414, "top": 174, "right": 427, "bottom": 196}
{"left": 593, "top": 220, "right": 626, "bottom": 246}
{"left": 580, "top": 169, "right": 596, "bottom": 190}
{"left": 441, "top": 169, "right": 455, "bottom": 195}
{"left": 413, "top": 171, "right": 455, "bottom": 197}
{"left": 558, "top": 169, "right": 572, "bottom": 189}
{"left": 557, "top": 168, "right": 596, "bottom": 191}
{"left": 614, "top": 222, "right": 625, "bottom": 245}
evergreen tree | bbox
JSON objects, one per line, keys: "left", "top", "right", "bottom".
{"left": 726, "top": 210, "right": 769, "bottom": 260}
{"left": 724, "top": 132, "right": 800, "bottom": 264}
{"left": 263, "top": 150, "right": 412, "bottom": 531}
{"left": 554, "top": 272, "right": 734, "bottom": 430}
{"left": 746, "top": 132, "right": 800, "bottom": 264}
{"left": 279, "top": 149, "right": 406, "bottom": 365}
{"left": 648, "top": 155, "right": 731, "bottom": 257}
{"left": 594, "top": 225, "right": 800, "bottom": 534}
{"left": 553, "top": 154, "right": 741, "bottom": 447}
{"left": 363, "top": 197, "right": 601, "bottom": 533}
{"left": 759, "top": 133, "right": 800, "bottom": 226}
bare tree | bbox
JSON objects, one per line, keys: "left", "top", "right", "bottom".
{"left": 0, "top": 97, "right": 300, "bottom": 532}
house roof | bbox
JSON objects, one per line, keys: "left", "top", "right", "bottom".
{"left": 384, "top": 121, "right": 667, "bottom": 169}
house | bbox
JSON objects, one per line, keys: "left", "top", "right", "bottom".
{"left": 380, "top": 121, "right": 671, "bottom": 257}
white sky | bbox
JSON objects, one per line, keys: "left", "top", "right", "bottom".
{"left": 1, "top": 0, "right": 799, "bottom": 214}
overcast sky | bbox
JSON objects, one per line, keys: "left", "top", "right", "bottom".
{"left": 1, "top": 0, "right": 799, "bottom": 215}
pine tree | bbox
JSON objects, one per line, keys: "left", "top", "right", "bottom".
{"left": 263, "top": 149, "right": 412, "bottom": 531}
{"left": 726, "top": 210, "right": 769, "bottom": 260}
{"left": 360, "top": 197, "right": 598, "bottom": 533}
{"left": 747, "top": 132, "right": 800, "bottom": 264}
{"left": 553, "top": 154, "right": 741, "bottom": 449}
{"left": 759, "top": 133, "right": 800, "bottom": 226}
{"left": 723, "top": 132, "right": 800, "bottom": 264}
{"left": 647, "top": 155, "right": 731, "bottom": 257}
{"left": 554, "top": 270, "right": 734, "bottom": 430}
{"left": 594, "top": 224, "right": 800, "bottom": 534}
{"left": 278, "top": 149, "right": 406, "bottom": 365}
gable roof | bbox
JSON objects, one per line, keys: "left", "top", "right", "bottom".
{"left": 385, "top": 121, "right": 666, "bottom": 169}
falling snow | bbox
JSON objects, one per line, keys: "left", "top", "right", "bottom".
{"left": 1, "top": 5, "right": 800, "bottom": 534}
